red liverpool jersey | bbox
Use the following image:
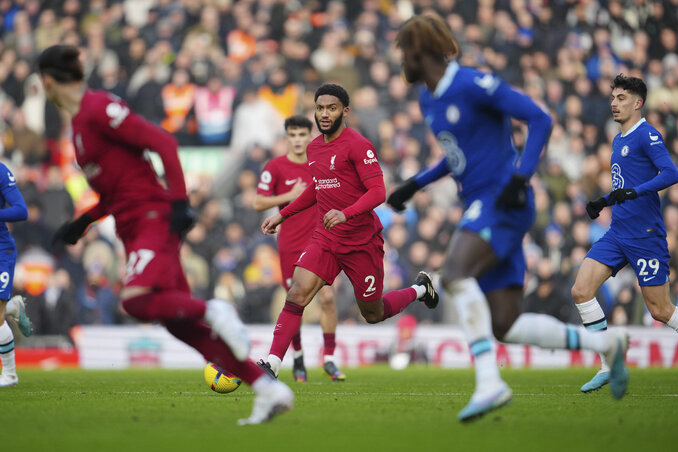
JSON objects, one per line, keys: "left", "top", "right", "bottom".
{"left": 306, "top": 127, "right": 383, "bottom": 244}
{"left": 71, "top": 90, "right": 187, "bottom": 238}
{"left": 257, "top": 155, "right": 318, "bottom": 252}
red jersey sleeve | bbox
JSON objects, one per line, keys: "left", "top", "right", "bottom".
{"left": 280, "top": 183, "right": 316, "bottom": 218}
{"left": 348, "top": 138, "right": 383, "bottom": 183}
{"left": 257, "top": 161, "right": 277, "bottom": 196}
{"left": 91, "top": 95, "right": 188, "bottom": 201}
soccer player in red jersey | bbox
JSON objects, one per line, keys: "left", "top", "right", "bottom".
{"left": 254, "top": 115, "right": 346, "bottom": 382}
{"left": 257, "top": 84, "right": 439, "bottom": 377}
{"left": 38, "top": 44, "right": 292, "bottom": 425}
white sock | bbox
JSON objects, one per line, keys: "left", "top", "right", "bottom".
{"left": 0, "top": 320, "right": 16, "bottom": 375}
{"left": 267, "top": 354, "right": 282, "bottom": 376}
{"left": 252, "top": 375, "right": 276, "bottom": 395}
{"left": 293, "top": 349, "right": 303, "bottom": 359}
{"left": 503, "top": 313, "right": 611, "bottom": 354}
{"left": 411, "top": 284, "right": 426, "bottom": 299}
{"left": 575, "top": 298, "right": 609, "bottom": 371}
{"left": 323, "top": 354, "right": 335, "bottom": 364}
{"left": 667, "top": 307, "right": 678, "bottom": 332}
{"left": 447, "top": 278, "right": 502, "bottom": 391}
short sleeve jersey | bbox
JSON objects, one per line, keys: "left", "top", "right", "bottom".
{"left": 257, "top": 155, "right": 319, "bottom": 252}
{"left": 305, "top": 127, "right": 383, "bottom": 244}
{"left": 71, "top": 90, "right": 173, "bottom": 236}
{"left": 610, "top": 119, "right": 673, "bottom": 238}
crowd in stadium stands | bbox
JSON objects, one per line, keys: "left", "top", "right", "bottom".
{"left": 1, "top": 0, "right": 678, "bottom": 341}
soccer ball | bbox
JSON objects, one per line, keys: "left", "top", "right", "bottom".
{"left": 204, "top": 362, "right": 242, "bottom": 394}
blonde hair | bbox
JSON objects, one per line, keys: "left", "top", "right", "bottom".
{"left": 396, "top": 13, "right": 459, "bottom": 62}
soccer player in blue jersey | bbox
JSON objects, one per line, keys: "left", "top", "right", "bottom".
{"left": 389, "top": 14, "right": 629, "bottom": 421}
{"left": 0, "top": 163, "right": 31, "bottom": 387}
{"left": 573, "top": 74, "right": 678, "bottom": 393}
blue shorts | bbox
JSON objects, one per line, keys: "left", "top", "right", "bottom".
{"left": 587, "top": 231, "right": 670, "bottom": 286}
{"left": 0, "top": 247, "right": 17, "bottom": 301}
{"left": 458, "top": 189, "right": 535, "bottom": 293}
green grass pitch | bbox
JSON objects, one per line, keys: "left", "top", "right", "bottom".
{"left": 1, "top": 366, "right": 676, "bottom": 451}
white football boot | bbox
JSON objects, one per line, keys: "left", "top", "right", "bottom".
{"left": 238, "top": 379, "right": 294, "bottom": 425}
{"left": 0, "top": 373, "right": 18, "bottom": 387}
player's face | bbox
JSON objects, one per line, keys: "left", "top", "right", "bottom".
{"left": 610, "top": 88, "right": 642, "bottom": 124}
{"left": 286, "top": 126, "right": 311, "bottom": 157}
{"left": 400, "top": 45, "right": 422, "bottom": 84}
{"left": 39, "top": 74, "right": 60, "bottom": 106}
{"left": 314, "top": 95, "right": 347, "bottom": 137}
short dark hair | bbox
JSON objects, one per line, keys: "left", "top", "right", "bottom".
{"left": 284, "top": 115, "right": 313, "bottom": 131}
{"left": 314, "top": 83, "right": 350, "bottom": 108}
{"left": 611, "top": 74, "right": 647, "bottom": 104}
{"left": 38, "top": 45, "right": 84, "bottom": 83}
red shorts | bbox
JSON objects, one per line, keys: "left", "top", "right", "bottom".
{"left": 279, "top": 250, "right": 303, "bottom": 291}
{"left": 295, "top": 231, "right": 384, "bottom": 302}
{"left": 121, "top": 216, "right": 189, "bottom": 292}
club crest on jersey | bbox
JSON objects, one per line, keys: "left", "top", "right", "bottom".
{"left": 330, "top": 154, "right": 336, "bottom": 170}
{"left": 438, "top": 131, "right": 466, "bottom": 175}
{"left": 620, "top": 145, "right": 629, "bottom": 157}
{"left": 446, "top": 105, "right": 460, "bottom": 124}
{"left": 364, "top": 149, "right": 378, "bottom": 164}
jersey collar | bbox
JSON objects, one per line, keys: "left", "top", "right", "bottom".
{"left": 621, "top": 117, "right": 646, "bottom": 137}
{"left": 432, "top": 61, "right": 460, "bottom": 98}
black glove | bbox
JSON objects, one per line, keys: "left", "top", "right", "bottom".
{"left": 609, "top": 188, "right": 638, "bottom": 205}
{"left": 586, "top": 197, "right": 608, "bottom": 219}
{"left": 52, "top": 214, "right": 93, "bottom": 246}
{"left": 170, "top": 199, "right": 197, "bottom": 237}
{"left": 387, "top": 178, "right": 419, "bottom": 212}
{"left": 496, "top": 174, "right": 529, "bottom": 210}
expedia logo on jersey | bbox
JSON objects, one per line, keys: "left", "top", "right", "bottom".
{"left": 363, "top": 149, "right": 378, "bottom": 165}
{"left": 82, "top": 162, "right": 102, "bottom": 180}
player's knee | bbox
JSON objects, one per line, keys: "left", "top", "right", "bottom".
{"left": 647, "top": 303, "right": 672, "bottom": 323}
{"left": 570, "top": 284, "right": 591, "bottom": 304}
{"left": 492, "top": 317, "right": 513, "bottom": 341}
{"left": 362, "top": 312, "right": 381, "bottom": 324}
{"left": 287, "top": 285, "right": 311, "bottom": 307}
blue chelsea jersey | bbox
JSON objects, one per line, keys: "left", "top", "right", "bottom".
{"left": 0, "top": 163, "right": 23, "bottom": 248}
{"left": 418, "top": 62, "right": 550, "bottom": 204}
{"left": 609, "top": 118, "right": 678, "bottom": 238}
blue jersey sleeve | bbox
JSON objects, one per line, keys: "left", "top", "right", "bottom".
{"left": 413, "top": 157, "right": 451, "bottom": 188}
{"left": 486, "top": 82, "right": 552, "bottom": 178}
{"left": 0, "top": 165, "right": 28, "bottom": 223}
{"left": 633, "top": 129, "right": 678, "bottom": 196}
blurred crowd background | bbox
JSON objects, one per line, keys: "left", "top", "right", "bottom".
{"left": 2, "top": 0, "right": 678, "bottom": 343}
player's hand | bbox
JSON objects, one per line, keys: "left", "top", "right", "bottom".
{"left": 585, "top": 197, "right": 608, "bottom": 219}
{"left": 386, "top": 177, "right": 419, "bottom": 212}
{"left": 289, "top": 179, "right": 307, "bottom": 198}
{"left": 323, "top": 209, "right": 347, "bottom": 230}
{"left": 262, "top": 213, "right": 284, "bottom": 234}
{"left": 170, "top": 199, "right": 197, "bottom": 237}
{"left": 52, "top": 214, "right": 93, "bottom": 246}
{"left": 496, "top": 174, "right": 528, "bottom": 211}
{"left": 609, "top": 188, "right": 638, "bottom": 205}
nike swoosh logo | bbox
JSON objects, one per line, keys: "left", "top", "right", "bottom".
{"left": 362, "top": 288, "right": 376, "bottom": 298}
{"left": 643, "top": 275, "right": 656, "bottom": 282}
{"left": 285, "top": 179, "right": 298, "bottom": 185}
{"left": 308, "top": 161, "right": 316, "bottom": 166}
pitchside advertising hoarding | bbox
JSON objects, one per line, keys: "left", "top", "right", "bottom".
{"left": 72, "top": 325, "right": 678, "bottom": 369}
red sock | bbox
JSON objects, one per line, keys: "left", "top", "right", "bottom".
{"left": 382, "top": 287, "right": 417, "bottom": 320}
{"left": 164, "top": 319, "right": 263, "bottom": 385}
{"left": 269, "top": 301, "right": 305, "bottom": 360}
{"left": 122, "top": 291, "right": 206, "bottom": 322}
{"left": 291, "top": 332, "right": 302, "bottom": 351}
{"left": 323, "top": 333, "right": 336, "bottom": 356}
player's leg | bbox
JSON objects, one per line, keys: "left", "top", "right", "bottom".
{"left": 440, "top": 229, "right": 511, "bottom": 422}
{"left": 0, "top": 301, "right": 18, "bottom": 387}
{"left": 641, "top": 282, "right": 678, "bottom": 329}
{"left": 5, "top": 295, "right": 32, "bottom": 338}
{"left": 318, "top": 284, "right": 345, "bottom": 381}
{"left": 348, "top": 234, "right": 438, "bottom": 323}
{"left": 571, "top": 240, "right": 618, "bottom": 391}
{"left": 279, "top": 251, "right": 306, "bottom": 382}
{"left": 263, "top": 266, "right": 327, "bottom": 376}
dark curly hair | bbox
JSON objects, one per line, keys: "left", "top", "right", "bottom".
{"left": 611, "top": 74, "right": 647, "bottom": 104}
{"left": 314, "top": 83, "right": 350, "bottom": 108}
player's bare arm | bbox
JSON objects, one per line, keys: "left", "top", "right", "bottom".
{"left": 253, "top": 179, "right": 307, "bottom": 211}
